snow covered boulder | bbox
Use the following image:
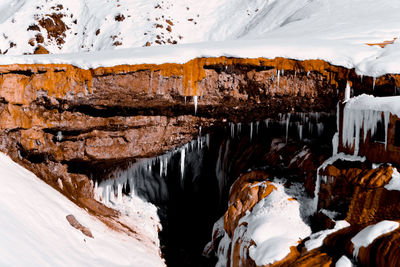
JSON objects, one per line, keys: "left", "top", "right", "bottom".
{"left": 216, "top": 172, "right": 311, "bottom": 267}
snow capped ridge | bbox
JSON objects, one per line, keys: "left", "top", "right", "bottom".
{"left": 0, "top": 0, "right": 399, "bottom": 76}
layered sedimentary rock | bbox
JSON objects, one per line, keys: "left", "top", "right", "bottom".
{"left": 0, "top": 57, "right": 359, "bottom": 208}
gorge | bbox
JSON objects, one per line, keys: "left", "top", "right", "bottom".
{"left": 1, "top": 56, "right": 400, "bottom": 266}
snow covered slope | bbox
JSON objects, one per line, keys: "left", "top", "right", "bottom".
{"left": 0, "top": 0, "right": 399, "bottom": 76}
{"left": 0, "top": 153, "right": 164, "bottom": 267}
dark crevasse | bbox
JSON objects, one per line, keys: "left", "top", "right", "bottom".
{"left": 93, "top": 112, "right": 336, "bottom": 267}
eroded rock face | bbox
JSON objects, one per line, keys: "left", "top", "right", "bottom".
{"left": 0, "top": 57, "right": 356, "bottom": 208}
{"left": 212, "top": 154, "right": 400, "bottom": 267}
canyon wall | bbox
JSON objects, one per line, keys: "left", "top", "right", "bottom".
{"left": 0, "top": 56, "right": 398, "bottom": 214}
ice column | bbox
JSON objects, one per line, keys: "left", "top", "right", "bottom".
{"left": 344, "top": 81, "right": 351, "bottom": 101}
{"left": 193, "top": 95, "right": 198, "bottom": 114}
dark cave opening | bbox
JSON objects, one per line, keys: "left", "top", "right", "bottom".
{"left": 94, "top": 112, "right": 337, "bottom": 267}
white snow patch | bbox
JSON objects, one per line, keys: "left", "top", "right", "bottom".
{"left": 351, "top": 220, "right": 399, "bottom": 258}
{"left": 305, "top": 220, "right": 350, "bottom": 251}
{"left": 320, "top": 209, "right": 341, "bottom": 220}
{"left": 0, "top": 153, "right": 164, "bottom": 267}
{"left": 385, "top": 167, "right": 400, "bottom": 191}
{"left": 336, "top": 256, "right": 354, "bottom": 267}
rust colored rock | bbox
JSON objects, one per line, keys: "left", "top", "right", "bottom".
{"left": 357, "top": 226, "right": 400, "bottom": 267}
{"left": 66, "top": 214, "right": 94, "bottom": 238}
{"left": 280, "top": 249, "right": 332, "bottom": 267}
{"left": 34, "top": 45, "right": 49, "bottom": 54}
{"left": 38, "top": 13, "right": 67, "bottom": 45}
{"left": 366, "top": 38, "right": 397, "bottom": 48}
{"left": 224, "top": 170, "right": 274, "bottom": 237}
{"left": 318, "top": 162, "right": 400, "bottom": 225}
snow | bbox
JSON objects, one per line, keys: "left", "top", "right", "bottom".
{"left": 351, "top": 220, "right": 399, "bottom": 258}
{"left": 226, "top": 182, "right": 311, "bottom": 266}
{"left": 0, "top": 0, "right": 399, "bottom": 77}
{"left": 342, "top": 94, "right": 400, "bottom": 155}
{"left": 0, "top": 153, "right": 164, "bottom": 267}
{"left": 384, "top": 167, "right": 400, "bottom": 191}
{"left": 336, "top": 256, "right": 353, "bottom": 267}
{"left": 305, "top": 220, "right": 350, "bottom": 251}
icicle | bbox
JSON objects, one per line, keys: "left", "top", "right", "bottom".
{"left": 206, "top": 133, "right": 210, "bottom": 148}
{"left": 373, "top": 77, "right": 376, "bottom": 90}
{"left": 360, "top": 74, "right": 363, "bottom": 83}
{"left": 237, "top": 123, "right": 241, "bottom": 135}
{"left": 193, "top": 95, "right": 198, "bottom": 114}
{"left": 117, "top": 182, "right": 123, "bottom": 203}
{"left": 384, "top": 111, "right": 390, "bottom": 150}
{"left": 307, "top": 71, "right": 310, "bottom": 76}
{"left": 277, "top": 70, "right": 280, "bottom": 87}
{"left": 285, "top": 113, "right": 291, "bottom": 143}
{"left": 199, "top": 126, "right": 202, "bottom": 136}
{"left": 336, "top": 102, "right": 340, "bottom": 133}
{"left": 332, "top": 133, "right": 339, "bottom": 155}
{"left": 56, "top": 131, "right": 63, "bottom": 141}
{"left": 230, "top": 123, "right": 235, "bottom": 138}
{"left": 184, "top": 96, "right": 187, "bottom": 105}
{"left": 344, "top": 81, "right": 351, "bottom": 101}
{"left": 160, "top": 159, "right": 164, "bottom": 177}
{"left": 250, "top": 122, "right": 253, "bottom": 141}
{"left": 297, "top": 122, "right": 303, "bottom": 140}
{"left": 255, "top": 121, "right": 259, "bottom": 135}
{"left": 282, "top": 69, "right": 284, "bottom": 76}
{"left": 317, "top": 122, "right": 324, "bottom": 136}
{"left": 163, "top": 156, "right": 168, "bottom": 176}
{"left": 180, "top": 147, "right": 186, "bottom": 182}
{"left": 264, "top": 118, "right": 270, "bottom": 128}
{"left": 197, "top": 136, "right": 202, "bottom": 151}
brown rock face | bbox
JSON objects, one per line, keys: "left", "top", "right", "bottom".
{"left": 0, "top": 56, "right": 398, "bottom": 221}
{"left": 315, "top": 162, "right": 400, "bottom": 266}
{"left": 0, "top": 57, "right": 346, "bottom": 208}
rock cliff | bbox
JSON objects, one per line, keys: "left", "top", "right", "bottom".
{"left": 2, "top": 56, "right": 400, "bottom": 266}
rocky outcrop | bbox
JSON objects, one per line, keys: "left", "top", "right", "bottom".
{"left": 212, "top": 153, "right": 400, "bottom": 267}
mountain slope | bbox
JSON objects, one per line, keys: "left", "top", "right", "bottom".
{"left": 0, "top": 152, "right": 164, "bottom": 267}
{"left": 0, "top": 0, "right": 399, "bottom": 57}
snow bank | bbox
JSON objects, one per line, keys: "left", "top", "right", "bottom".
{"left": 335, "top": 256, "right": 353, "bottom": 267}
{"left": 385, "top": 167, "right": 400, "bottom": 191}
{"left": 0, "top": 0, "right": 400, "bottom": 76}
{"left": 305, "top": 220, "right": 350, "bottom": 251}
{"left": 351, "top": 220, "right": 399, "bottom": 258}
{"left": 0, "top": 153, "right": 163, "bottom": 267}
{"left": 234, "top": 182, "right": 311, "bottom": 266}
